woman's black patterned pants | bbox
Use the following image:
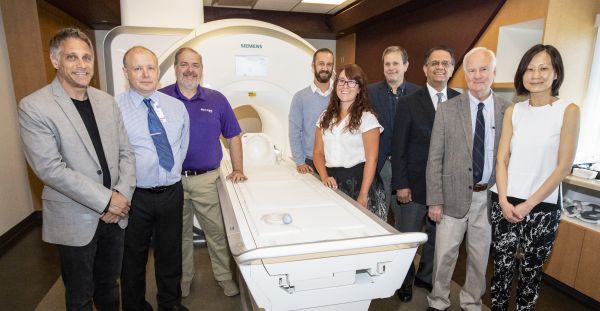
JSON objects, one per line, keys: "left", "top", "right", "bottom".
{"left": 490, "top": 198, "right": 560, "bottom": 311}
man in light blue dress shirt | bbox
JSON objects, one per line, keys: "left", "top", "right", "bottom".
{"left": 117, "top": 46, "right": 190, "bottom": 311}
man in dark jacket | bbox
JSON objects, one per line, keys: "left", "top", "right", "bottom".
{"left": 391, "top": 46, "right": 460, "bottom": 302}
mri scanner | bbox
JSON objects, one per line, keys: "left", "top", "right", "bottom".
{"left": 104, "top": 19, "right": 427, "bottom": 310}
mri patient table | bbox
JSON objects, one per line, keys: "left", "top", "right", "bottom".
{"left": 217, "top": 137, "right": 427, "bottom": 310}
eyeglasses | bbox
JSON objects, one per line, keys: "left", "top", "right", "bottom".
{"left": 427, "top": 60, "right": 453, "bottom": 68}
{"left": 337, "top": 79, "right": 358, "bottom": 88}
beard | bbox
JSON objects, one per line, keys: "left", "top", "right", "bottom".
{"left": 314, "top": 69, "right": 332, "bottom": 83}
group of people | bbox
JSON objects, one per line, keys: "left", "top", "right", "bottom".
{"left": 18, "top": 25, "right": 579, "bottom": 311}
{"left": 289, "top": 44, "right": 579, "bottom": 311}
{"left": 19, "top": 28, "right": 245, "bottom": 310}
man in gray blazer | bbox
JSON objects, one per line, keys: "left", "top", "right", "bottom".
{"left": 18, "top": 28, "right": 136, "bottom": 310}
{"left": 425, "top": 47, "right": 511, "bottom": 311}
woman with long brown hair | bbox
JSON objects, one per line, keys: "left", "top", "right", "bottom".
{"left": 313, "top": 64, "right": 387, "bottom": 220}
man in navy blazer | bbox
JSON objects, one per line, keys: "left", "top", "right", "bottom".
{"left": 367, "top": 46, "right": 419, "bottom": 219}
{"left": 391, "top": 46, "right": 460, "bottom": 302}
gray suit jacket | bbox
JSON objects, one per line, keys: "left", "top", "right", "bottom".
{"left": 19, "top": 78, "right": 136, "bottom": 246}
{"left": 426, "top": 92, "right": 511, "bottom": 218}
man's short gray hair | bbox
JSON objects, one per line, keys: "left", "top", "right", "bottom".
{"left": 462, "top": 47, "right": 496, "bottom": 70}
{"left": 49, "top": 27, "right": 93, "bottom": 59}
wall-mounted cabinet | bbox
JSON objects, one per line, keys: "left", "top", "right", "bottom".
{"left": 335, "top": 33, "right": 355, "bottom": 67}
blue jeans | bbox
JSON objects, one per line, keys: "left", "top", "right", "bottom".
{"left": 57, "top": 220, "right": 125, "bottom": 311}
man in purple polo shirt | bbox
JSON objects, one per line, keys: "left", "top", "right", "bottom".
{"left": 160, "top": 47, "right": 246, "bottom": 298}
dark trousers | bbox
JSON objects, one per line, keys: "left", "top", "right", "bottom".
{"left": 393, "top": 201, "right": 436, "bottom": 288}
{"left": 490, "top": 194, "right": 560, "bottom": 311}
{"left": 121, "top": 181, "right": 184, "bottom": 310}
{"left": 57, "top": 221, "right": 124, "bottom": 311}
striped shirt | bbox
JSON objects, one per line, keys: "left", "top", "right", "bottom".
{"left": 116, "top": 89, "right": 190, "bottom": 188}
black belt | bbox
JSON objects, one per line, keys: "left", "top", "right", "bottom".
{"left": 472, "top": 183, "right": 488, "bottom": 192}
{"left": 137, "top": 182, "right": 179, "bottom": 193}
{"left": 182, "top": 169, "right": 217, "bottom": 176}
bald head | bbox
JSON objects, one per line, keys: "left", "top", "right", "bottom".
{"left": 123, "top": 46, "right": 158, "bottom": 67}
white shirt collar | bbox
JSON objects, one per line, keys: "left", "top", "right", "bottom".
{"left": 128, "top": 89, "right": 159, "bottom": 107}
{"left": 468, "top": 90, "right": 494, "bottom": 109}
{"left": 310, "top": 79, "right": 334, "bottom": 97}
{"left": 426, "top": 83, "right": 448, "bottom": 100}
{"left": 426, "top": 83, "right": 448, "bottom": 110}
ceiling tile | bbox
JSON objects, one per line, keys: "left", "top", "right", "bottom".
{"left": 292, "top": 2, "right": 336, "bottom": 14}
{"left": 254, "top": 0, "right": 299, "bottom": 11}
{"left": 328, "top": 0, "right": 357, "bottom": 14}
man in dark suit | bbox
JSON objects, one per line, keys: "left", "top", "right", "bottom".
{"left": 367, "top": 46, "right": 419, "bottom": 216}
{"left": 391, "top": 46, "right": 460, "bottom": 302}
{"left": 19, "top": 28, "right": 136, "bottom": 309}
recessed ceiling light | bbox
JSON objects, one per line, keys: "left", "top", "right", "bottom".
{"left": 301, "top": 0, "right": 346, "bottom": 5}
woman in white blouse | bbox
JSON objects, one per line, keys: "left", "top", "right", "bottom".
{"left": 313, "top": 64, "right": 387, "bottom": 220}
{"left": 490, "top": 44, "right": 579, "bottom": 310}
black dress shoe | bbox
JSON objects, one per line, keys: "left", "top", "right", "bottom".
{"left": 396, "top": 284, "right": 413, "bottom": 302}
{"left": 144, "top": 301, "right": 154, "bottom": 311}
{"left": 414, "top": 277, "right": 433, "bottom": 292}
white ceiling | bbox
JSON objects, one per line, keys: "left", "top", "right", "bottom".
{"left": 203, "top": 0, "right": 358, "bottom": 14}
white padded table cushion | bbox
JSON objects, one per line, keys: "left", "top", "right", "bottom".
{"left": 237, "top": 165, "right": 388, "bottom": 247}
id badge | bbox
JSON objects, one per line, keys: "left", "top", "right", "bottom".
{"left": 152, "top": 102, "right": 167, "bottom": 123}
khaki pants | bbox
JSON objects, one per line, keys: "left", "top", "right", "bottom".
{"left": 427, "top": 191, "right": 491, "bottom": 311}
{"left": 181, "top": 169, "right": 232, "bottom": 283}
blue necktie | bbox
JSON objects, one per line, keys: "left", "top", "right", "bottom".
{"left": 473, "top": 102, "right": 485, "bottom": 184}
{"left": 143, "top": 98, "right": 174, "bottom": 172}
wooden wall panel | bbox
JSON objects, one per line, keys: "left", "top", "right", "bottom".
{"left": 355, "top": 0, "right": 503, "bottom": 86}
{"left": 0, "top": 0, "right": 47, "bottom": 102}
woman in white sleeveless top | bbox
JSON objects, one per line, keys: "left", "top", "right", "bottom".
{"left": 489, "top": 45, "right": 580, "bottom": 310}
{"left": 313, "top": 64, "right": 387, "bottom": 220}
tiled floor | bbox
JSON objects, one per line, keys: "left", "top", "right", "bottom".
{"left": 0, "top": 225, "right": 597, "bottom": 310}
